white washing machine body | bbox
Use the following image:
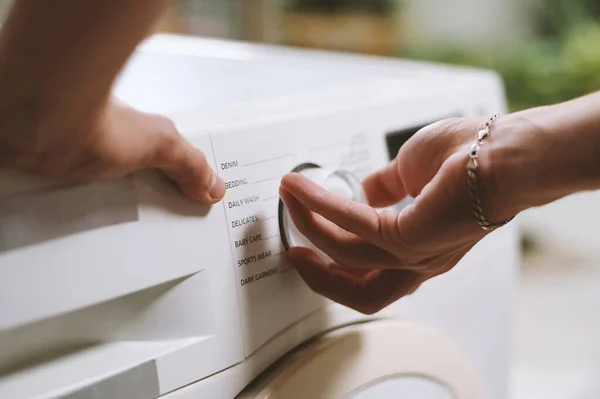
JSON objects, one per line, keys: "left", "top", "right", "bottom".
{"left": 0, "top": 34, "right": 518, "bottom": 399}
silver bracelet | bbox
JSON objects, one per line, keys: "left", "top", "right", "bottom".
{"left": 466, "top": 114, "right": 514, "bottom": 231}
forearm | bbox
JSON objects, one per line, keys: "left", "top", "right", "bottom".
{"left": 532, "top": 91, "right": 600, "bottom": 191}
{"left": 483, "top": 91, "right": 600, "bottom": 220}
{"left": 0, "top": 0, "right": 170, "bottom": 126}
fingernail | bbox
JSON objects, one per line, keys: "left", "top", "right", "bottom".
{"left": 209, "top": 171, "right": 226, "bottom": 201}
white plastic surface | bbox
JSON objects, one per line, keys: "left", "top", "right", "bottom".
{"left": 348, "top": 377, "right": 454, "bottom": 399}
{"left": 237, "top": 320, "right": 484, "bottom": 399}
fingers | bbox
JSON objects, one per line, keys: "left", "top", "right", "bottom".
{"left": 362, "top": 117, "right": 473, "bottom": 207}
{"left": 362, "top": 157, "right": 406, "bottom": 207}
{"left": 143, "top": 114, "right": 225, "bottom": 204}
{"left": 287, "top": 247, "right": 421, "bottom": 314}
{"left": 280, "top": 188, "right": 398, "bottom": 269}
{"left": 97, "top": 101, "right": 225, "bottom": 204}
{"left": 396, "top": 117, "right": 479, "bottom": 197}
{"left": 394, "top": 153, "right": 484, "bottom": 250}
{"left": 280, "top": 172, "right": 394, "bottom": 247}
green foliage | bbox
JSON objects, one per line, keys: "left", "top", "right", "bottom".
{"left": 401, "top": 13, "right": 600, "bottom": 111}
{"left": 560, "top": 22, "right": 600, "bottom": 99}
{"left": 492, "top": 39, "right": 579, "bottom": 111}
{"left": 528, "top": 0, "right": 600, "bottom": 38}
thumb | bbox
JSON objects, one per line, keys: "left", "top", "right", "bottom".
{"left": 147, "top": 116, "right": 225, "bottom": 204}
{"left": 362, "top": 157, "right": 406, "bottom": 207}
{"left": 99, "top": 100, "right": 225, "bottom": 204}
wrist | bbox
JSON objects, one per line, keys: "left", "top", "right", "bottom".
{"left": 474, "top": 114, "right": 528, "bottom": 224}
{"left": 477, "top": 97, "right": 600, "bottom": 222}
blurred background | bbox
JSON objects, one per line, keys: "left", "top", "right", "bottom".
{"left": 1, "top": 0, "right": 599, "bottom": 397}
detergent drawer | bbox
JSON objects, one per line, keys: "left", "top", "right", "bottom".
{"left": 0, "top": 132, "right": 244, "bottom": 399}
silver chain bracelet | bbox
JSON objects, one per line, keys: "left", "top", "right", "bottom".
{"left": 466, "top": 114, "right": 514, "bottom": 231}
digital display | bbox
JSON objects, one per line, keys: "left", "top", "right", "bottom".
{"left": 384, "top": 125, "right": 427, "bottom": 160}
{"left": 385, "top": 116, "right": 460, "bottom": 160}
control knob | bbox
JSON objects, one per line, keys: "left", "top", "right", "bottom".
{"left": 279, "top": 163, "right": 367, "bottom": 262}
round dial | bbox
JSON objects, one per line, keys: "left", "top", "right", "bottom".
{"left": 279, "top": 164, "right": 367, "bottom": 263}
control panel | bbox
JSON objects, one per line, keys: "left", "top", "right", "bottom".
{"left": 209, "top": 112, "right": 374, "bottom": 355}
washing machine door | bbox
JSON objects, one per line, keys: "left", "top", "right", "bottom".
{"left": 237, "top": 320, "right": 485, "bottom": 399}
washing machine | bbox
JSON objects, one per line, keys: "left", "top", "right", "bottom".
{"left": 0, "top": 34, "right": 519, "bottom": 399}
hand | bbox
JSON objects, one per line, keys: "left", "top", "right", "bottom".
{"left": 0, "top": 97, "right": 225, "bottom": 204}
{"left": 0, "top": 0, "right": 225, "bottom": 204}
{"left": 279, "top": 116, "right": 521, "bottom": 314}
